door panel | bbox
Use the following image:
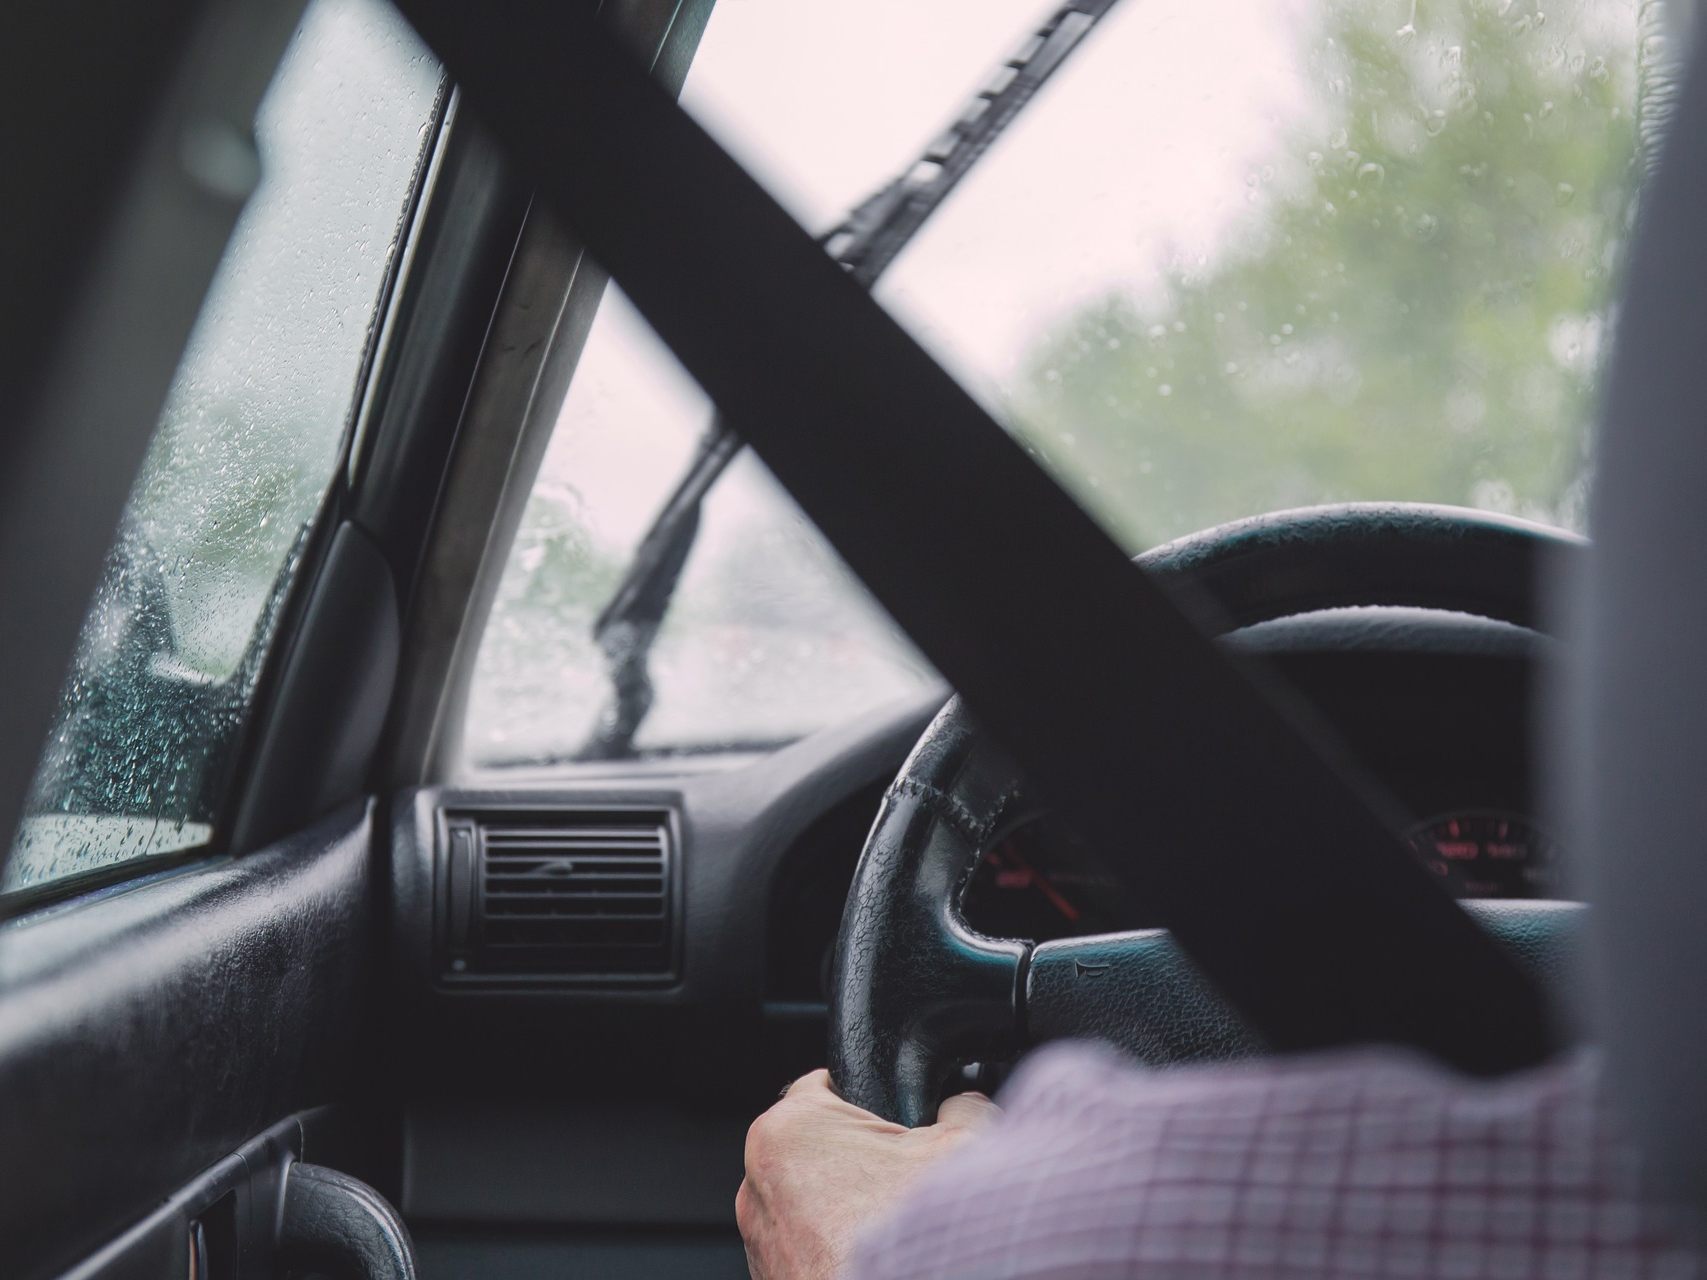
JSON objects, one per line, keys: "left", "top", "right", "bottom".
{"left": 0, "top": 806, "right": 375, "bottom": 1280}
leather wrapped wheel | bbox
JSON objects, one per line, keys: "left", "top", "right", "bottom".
{"left": 828, "top": 502, "right": 1584, "bottom": 1126}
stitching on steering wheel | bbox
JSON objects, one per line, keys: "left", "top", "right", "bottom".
{"left": 885, "top": 776, "right": 1000, "bottom": 847}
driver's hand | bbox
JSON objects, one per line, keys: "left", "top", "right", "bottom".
{"left": 737, "top": 1069, "right": 999, "bottom": 1280}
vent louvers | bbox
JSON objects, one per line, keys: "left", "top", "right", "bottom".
{"left": 440, "top": 809, "right": 677, "bottom": 983}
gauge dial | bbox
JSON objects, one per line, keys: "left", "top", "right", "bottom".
{"left": 961, "top": 807, "right": 1563, "bottom": 943}
{"left": 1404, "top": 811, "right": 1560, "bottom": 898}
{"left": 959, "top": 817, "right": 1123, "bottom": 943}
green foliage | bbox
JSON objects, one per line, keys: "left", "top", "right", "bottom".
{"left": 1013, "top": 0, "right": 1640, "bottom": 550}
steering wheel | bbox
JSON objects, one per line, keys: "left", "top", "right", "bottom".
{"left": 828, "top": 502, "right": 1584, "bottom": 1126}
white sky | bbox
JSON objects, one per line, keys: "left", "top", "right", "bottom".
{"left": 693, "top": 0, "right": 1317, "bottom": 379}
{"left": 537, "top": 0, "right": 1328, "bottom": 555}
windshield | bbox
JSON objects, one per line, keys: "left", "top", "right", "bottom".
{"left": 465, "top": 0, "right": 1650, "bottom": 768}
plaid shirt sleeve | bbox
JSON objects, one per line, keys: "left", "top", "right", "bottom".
{"left": 848, "top": 1042, "right": 1703, "bottom": 1280}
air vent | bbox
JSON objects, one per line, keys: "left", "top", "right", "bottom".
{"left": 439, "top": 809, "right": 677, "bottom": 983}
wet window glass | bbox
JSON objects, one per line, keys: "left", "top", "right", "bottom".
{"left": 877, "top": 0, "right": 1652, "bottom": 544}
{"left": 467, "top": 0, "right": 1657, "bottom": 767}
{"left": 2, "top": 0, "right": 442, "bottom": 897}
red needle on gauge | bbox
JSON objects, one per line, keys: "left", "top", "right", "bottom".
{"left": 991, "top": 838, "right": 1082, "bottom": 924}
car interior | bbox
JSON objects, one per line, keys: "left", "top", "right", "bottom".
{"left": 5, "top": 0, "right": 1702, "bottom": 1276}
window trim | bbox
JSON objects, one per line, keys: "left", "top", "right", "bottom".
{"left": 374, "top": 0, "right": 718, "bottom": 789}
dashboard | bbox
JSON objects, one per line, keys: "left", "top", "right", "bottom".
{"left": 399, "top": 608, "right": 1561, "bottom": 1020}
{"left": 385, "top": 604, "right": 1568, "bottom": 1253}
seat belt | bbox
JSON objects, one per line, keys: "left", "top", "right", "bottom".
{"left": 394, "top": 0, "right": 1554, "bottom": 1074}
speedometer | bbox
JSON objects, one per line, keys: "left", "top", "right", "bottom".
{"left": 960, "top": 816, "right": 1125, "bottom": 943}
{"left": 1404, "top": 812, "right": 1561, "bottom": 899}
{"left": 961, "top": 807, "right": 1565, "bottom": 943}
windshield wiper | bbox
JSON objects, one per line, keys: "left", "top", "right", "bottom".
{"left": 579, "top": 0, "right": 1123, "bottom": 760}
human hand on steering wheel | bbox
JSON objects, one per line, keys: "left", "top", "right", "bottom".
{"left": 736, "top": 1070, "right": 999, "bottom": 1280}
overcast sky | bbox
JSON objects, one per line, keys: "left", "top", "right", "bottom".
{"left": 533, "top": 0, "right": 1329, "bottom": 556}
{"left": 692, "top": 0, "right": 1317, "bottom": 378}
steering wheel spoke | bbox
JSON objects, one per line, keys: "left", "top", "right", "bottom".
{"left": 1025, "top": 930, "right": 1262, "bottom": 1065}
{"left": 831, "top": 782, "right": 1028, "bottom": 1127}
{"left": 1023, "top": 900, "right": 1581, "bottom": 1069}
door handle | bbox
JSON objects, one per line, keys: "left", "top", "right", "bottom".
{"left": 278, "top": 1162, "right": 417, "bottom": 1280}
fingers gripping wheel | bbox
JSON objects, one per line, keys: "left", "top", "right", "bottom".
{"left": 828, "top": 502, "right": 1581, "bottom": 1126}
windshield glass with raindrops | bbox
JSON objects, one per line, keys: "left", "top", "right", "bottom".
{"left": 467, "top": 0, "right": 1663, "bottom": 767}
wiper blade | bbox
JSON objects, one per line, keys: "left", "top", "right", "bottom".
{"left": 581, "top": 427, "right": 740, "bottom": 759}
{"left": 579, "top": 0, "right": 1123, "bottom": 760}
{"left": 823, "top": 0, "right": 1122, "bottom": 290}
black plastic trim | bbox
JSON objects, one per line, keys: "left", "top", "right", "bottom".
{"left": 391, "top": 693, "right": 946, "bottom": 1016}
{"left": 280, "top": 1161, "right": 418, "bottom": 1280}
{"left": 433, "top": 802, "right": 684, "bottom": 989}
{"left": 346, "top": 109, "right": 530, "bottom": 611}
{"left": 0, "top": 846, "right": 218, "bottom": 923}
{"left": 0, "top": 806, "right": 375, "bottom": 1280}
{"left": 228, "top": 522, "right": 402, "bottom": 854}
{"left": 56, "top": 1114, "right": 305, "bottom": 1280}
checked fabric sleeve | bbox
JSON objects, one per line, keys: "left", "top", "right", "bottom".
{"left": 849, "top": 1043, "right": 1703, "bottom": 1279}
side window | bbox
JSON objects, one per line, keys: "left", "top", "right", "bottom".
{"left": 2, "top": 0, "right": 442, "bottom": 900}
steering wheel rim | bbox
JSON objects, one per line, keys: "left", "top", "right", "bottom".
{"left": 828, "top": 502, "right": 1583, "bottom": 1126}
